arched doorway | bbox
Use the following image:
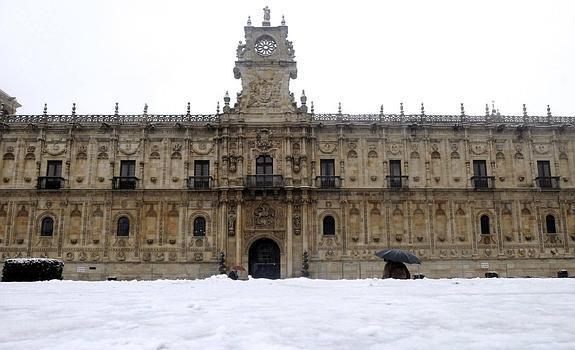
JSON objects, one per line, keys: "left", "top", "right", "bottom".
{"left": 248, "top": 238, "right": 280, "bottom": 279}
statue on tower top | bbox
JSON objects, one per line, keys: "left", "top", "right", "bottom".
{"left": 263, "top": 6, "right": 271, "bottom": 26}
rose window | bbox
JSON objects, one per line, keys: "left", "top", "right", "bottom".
{"left": 254, "top": 36, "right": 277, "bottom": 57}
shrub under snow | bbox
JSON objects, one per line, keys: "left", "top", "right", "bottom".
{"left": 1, "top": 258, "right": 64, "bottom": 282}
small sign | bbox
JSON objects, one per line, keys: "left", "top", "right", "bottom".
{"left": 76, "top": 266, "right": 86, "bottom": 273}
{"left": 480, "top": 262, "right": 489, "bottom": 269}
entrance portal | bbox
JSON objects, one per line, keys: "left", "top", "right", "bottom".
{"left": 248, "top": 238, "right": 280, "bottom": 279}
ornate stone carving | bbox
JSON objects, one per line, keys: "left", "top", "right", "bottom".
{"left": 253, "top": 202, "right": 276, "bottom": 228}
{"left": 191, "top": 141, "right": 214, "bottom": 155}
{"left": 247, "top": 78, "right": 281, "bottom": 108}
{"left": 469, "top": 143, "right": 487, "bottom": 155}
{"left": 318, "top": 142, "right": 337, "bottom": 154}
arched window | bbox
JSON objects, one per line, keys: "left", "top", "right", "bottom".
{"left": 193, "top": 217, "right": 206, "bottom": 236}
{"left": 546, "top": 215, "right": 557, "bottom": 234}
{"left": 40, "top": 217, "right": 54, "bottom": 236}
{"left": 323, "top": 216, "right": 335, "bottom": 236}
{"left": 480, "top": 215, "right": 490, "bottom": 235}
{"left": 117, "top": 217, "right": 130, "bottom": 237}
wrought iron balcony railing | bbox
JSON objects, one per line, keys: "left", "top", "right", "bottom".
{"left": 112, "top": 176, "right": 139, "bottom": 190}
{"left": 187, "top": 176, "right": 213, "bottom": 190}
{"left": 245, "top": 175, "right": 284, "bottom": 189}
{"left": 37, "top": 177, "right": 65, "bottom": 190}
{"left": 386, "top": 175, "right": 409, "bottom": 189}
{"left": 535, "top": 176, "right": 560, "bottom": 189}
{"left": 471, "top": 176, "right": 495, "bottom": 189}
{"left": 315, "top": 176, "right": 342, "bottom": 189}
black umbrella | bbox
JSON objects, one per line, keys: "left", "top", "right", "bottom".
{"left": 375, "top": 249, "right": 421, "bottom": 264}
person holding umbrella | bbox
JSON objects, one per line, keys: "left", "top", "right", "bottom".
{"left": 375, "top": 249, "right": 421, "bottom": 280}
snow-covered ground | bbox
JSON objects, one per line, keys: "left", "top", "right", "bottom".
{"left": 1, "top": 277, "right": 574, "bottom": 350}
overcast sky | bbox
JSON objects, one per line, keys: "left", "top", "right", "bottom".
{"left": 1, "top": 0, "right": 574, "bottom": 116}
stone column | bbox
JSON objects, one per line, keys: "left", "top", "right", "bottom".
{"left": 235, "top": 193, "right": 243, "bottom": 266}
{"left": 286, "top": 191, "right": 293, "bottom": 277}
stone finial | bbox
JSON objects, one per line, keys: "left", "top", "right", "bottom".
{"left": 187, "top": 102, "right": 191, "bottom": 116}
{"left": 281, "top": 15, "right": 286, "bottom": 25}
{"left": 72, "top": 103, "right": 76, "bottom": 116}
{"left": 262, "top": 6, "right": 270, "bottom": 26}
{"left": 300, "top": 90, "right": 307, "bottom": 106}
{"left": 43, "top": 103, "right": 48, "bottom": 115}
{"left": 547, "top": 104, "right": 552, "bottom": 117}
{"left": 491, "top": 101, "right": 496, "bottom": 116}
{"left": 216, "top": 101, "right": 220, "bottom": 114}
{"left": 523, "top": 103, "right": 527, "bottom": 117}
{"left": 224, "top": 91, "right": 230, "bottom": 107}
{"left": 400, "top": 102, "right": 404, "bottom": 116}
{"left": 338, "top": 102, "right": 342, "bottom": 114}
{"left": 380, "top": 104, "right": 384, "bottom": 116}
{"left": 311, "top": 101, "right": 315, "bottom": 114}
{"left": 460, "top": 102, "right": 465, "bottom": 116}
{"left": 0, "top": 104, "right": 4, "bottom": 117}
{"left": 485, "top": 103, "right": 490, "bottom": 117}
{"left": 247, "top": 16, "right": 252, "bottom": 26}
{"left": 143, "top": 103, "right": 148, "bottom": 115}
{"left": 114, "top": 102, "right": 119, "bottom": 116}
{"left": 421, "top": 102, "right": 425, "bottom": 116}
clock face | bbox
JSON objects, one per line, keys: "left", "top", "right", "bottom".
{"left": 254, "top": 36, "right": 277, "bottom": 57}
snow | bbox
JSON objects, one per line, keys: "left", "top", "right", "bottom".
{"left": 0, "top": 276, "right": 574, "bottom": 350}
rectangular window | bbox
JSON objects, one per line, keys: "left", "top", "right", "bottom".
{"left": 389, "top": 160, "right": 402, "bottom": 188}
{"left": 473, "top": 160, "right": 487, "bottom": 177}
{"left": 120, "top": 160, "right": 136, "bottom": 177}
{"left": 194, "top": 160, "right": 210, "bottom": 177}
{"left": 537, "top": 161, "right": 551, "bottom": 178}
{"left": 46, "top": 160, "right": 62, "bottom": 177}
{"left": 320, "top": 159, "right": 335, "bottom": 176}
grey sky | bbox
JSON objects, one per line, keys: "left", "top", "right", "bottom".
{"left": 1, "top": 0, "right": 574, "bottom": 116}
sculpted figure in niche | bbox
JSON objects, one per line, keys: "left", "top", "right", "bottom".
{"left": 228, "top": 212, "right": 236, "bottom": 236}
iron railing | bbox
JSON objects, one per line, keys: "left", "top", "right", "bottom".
{"left": 315, "top": 176, "right": 342, "bottom": 189}
{"left": 37, "top": 176, "right": 65, "bottom": 190}
{"left": 471, "top": 176, "right": 495, "bottom": 189}
{"left": 112, "top": 176, "right": 139, "bottom": 190}
{"left": 245, "top": 175, "right": 284, "bottom": 188}
{"left": 187, "top": 176, "right": 213, "bottom": 190}
{"left": 535, "top": 176, "right": 560, "bottom": 189}
{"left": 386, "top": 175, "right": 409, "bottom": 189}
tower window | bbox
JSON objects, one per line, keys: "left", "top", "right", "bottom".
{"left": 323, "top": 216, "right": 335, "bottom": 236}
{"left": 40, "top": 217, "right": 54, "bottom": 236}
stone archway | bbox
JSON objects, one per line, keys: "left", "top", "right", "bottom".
{"left": 248, "top": 238, "right": 280, "bottom": 279}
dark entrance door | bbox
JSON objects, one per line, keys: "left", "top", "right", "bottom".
{"left": 248, "top": 238, "right": 280, "bottom": 279}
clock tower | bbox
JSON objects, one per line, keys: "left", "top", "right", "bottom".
{"left": 232, "top": 7, "right": 300, "bottom": 116}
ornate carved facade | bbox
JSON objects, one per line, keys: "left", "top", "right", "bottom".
{"left": 1, "top": 9, "right": 574, "bottom": 279}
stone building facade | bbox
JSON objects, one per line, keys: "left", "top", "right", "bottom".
{"left": 1, "top": 10, "right": 574, "bottom": 279}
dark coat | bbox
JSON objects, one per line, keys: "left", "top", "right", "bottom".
{"left": 383, "top": 261, "right": 411, "bottom": 280}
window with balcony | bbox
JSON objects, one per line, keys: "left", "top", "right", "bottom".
{"left": 189, "top": 160, "right": 211, "bottom": 189}
{"left": 113, "top": 160, "right": 138, "bottom": 189}
{"left": 317, "top": 159, "right": 340, "bottom": 188}
{"left": 536, "top": 161, "right": 559, "bottom": 189}
{"left": 472, "top": 160, "right": 494, "bottom": 189}
{"left": 387, "top": 160, "right": 407, "bottom": 189}
{"left": 37, "top": 160, "right": 64, "bottom": 189}
{"left": 246, "top": 155, "right": 283, "bottom": 188}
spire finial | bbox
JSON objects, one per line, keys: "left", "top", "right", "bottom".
{"left": 485, "top": 103, "right": 490, "bottom": 116}
{"left": 143, "top": 103, "right": 148, "bottom": 115}
{"left": 224, "top": 91, "right": 230, "bottom": 107}
{"left": 311, "top": 101, "right": 315, "bottom": 114}
{"left": 216, "top": 101, "right": 220, "bottom": 114}
{"left": 338, "top": 102, "right": 342, "bottom": 114}
{"left": 0, "top": 104, "right": 4, "bottom": 117}
{"left": 491, "top": 100, "right": 496, "bottom": 116}
{"left": 547, "top": 104, "right": 552, "bottom": 117}
{"left": 400, "top": 102, "right": 404, "bottom": 116}
{"left": 43, "top": 103, "right": 48, "bottom": 115}
{"left": 72, "top": 103, "right": 76, "bottom": 116}
{"left": 522, "top": 103, "right": 527, "bottom": 117}
{"left": 262, "top": 6, "right": 270, "bottom": 26}
{"left": 247, "top": 16, "right": 252, "bottom": 26}
{"left": 380, "top": 104, "right": 384, "bottom": 116}
{"left": 281, "top": 15, "right": 285, "bottom": 25}
{"left": 421, "top": 102, "right": 425, "bottom": 116}
{"left": 114, "top": 102, "right": 119, "bottom": 116}
{"left": 460, "top": 102, "right": 465, "bottom": 116}
{"left": 186, "top": 102, "right": 191, "bottom": 115}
